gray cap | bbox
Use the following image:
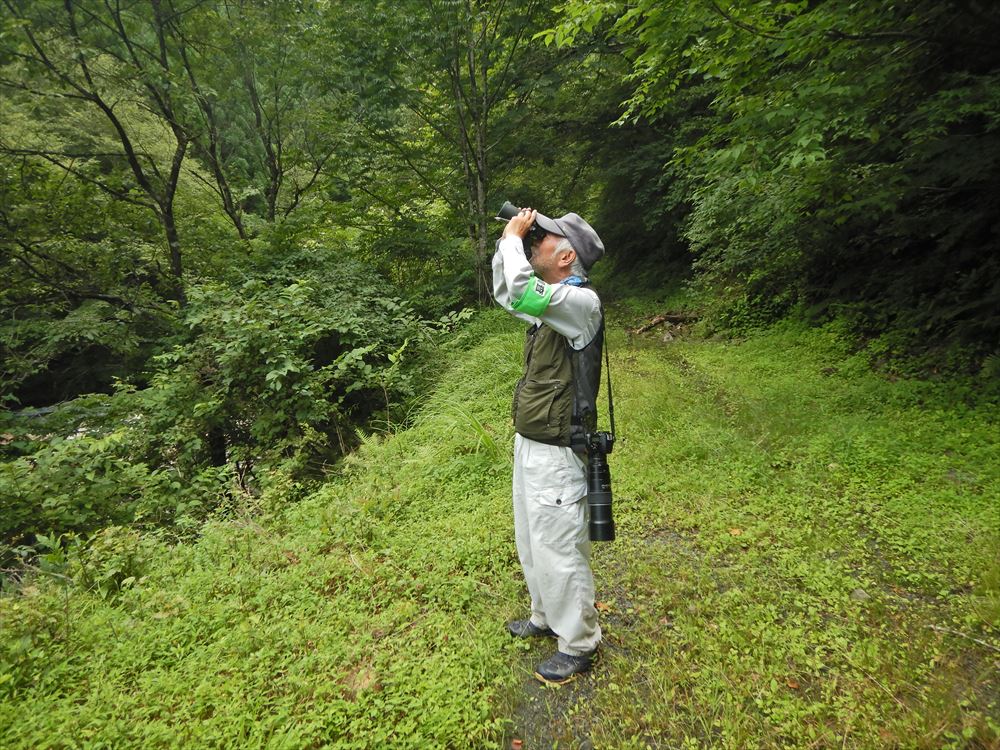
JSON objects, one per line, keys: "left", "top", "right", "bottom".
{"left": 534, "top": 211, "right": 605, "bottom": 271}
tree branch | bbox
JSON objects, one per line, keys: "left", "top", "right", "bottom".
{"left": 9, "top": 249, "right": 136, "bottom": 309}
{"left": 357, "top": 121, "right": 458, "bottom": 210}
{"left": 0, "top": 145, "right": 157, "bottom": 210}
{"left": 708, "top": 1, "right": 786, "bottom": 40}
{"left": 283, "top": 149, "right": 335, "bottom": 217}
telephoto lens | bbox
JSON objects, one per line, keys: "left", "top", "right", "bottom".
{"left": 587, "top": 437, "right": 615, "bottom": 542}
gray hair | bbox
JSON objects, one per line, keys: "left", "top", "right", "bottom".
{"left": 556, "top": 237, "right": 587, "bottom": 279}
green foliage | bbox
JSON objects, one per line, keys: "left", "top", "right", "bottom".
{"left": 326, "top": 0, "right": 609, "bottom": 299}
{"left": 0, "top": 309, "right": 997, "bottom": 747}
{"left": 546, "top": 0, "right": 1000, "bottom": 367}
{"left": 0, "top": 309, "right": 524, "bottom": 747}
{"left": 0, "top": 148, "right": 175, "bottom": 406}
{"left": 138, "top": 248, "right": 429, "bottom": 475}
{"left": 0, "top": 423, "right": 161, "bottom": 546}
{"left": 71, "top": 525, "right": 155, "bottom": 600}
{"left": 585, "top": 317, "right": 999, "bottom": 747}
{"left": 0, "top": 243, "right": 441, "bottom": 556}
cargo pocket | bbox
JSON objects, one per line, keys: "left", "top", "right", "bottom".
{"left": 521, "top": 442, "right": 586, "bottom": 509}
{"left": 532, "top": 484, "right": 587, "bottom": 547}
{"left": 514, "top": 379, "right": 569, "bottom": 442}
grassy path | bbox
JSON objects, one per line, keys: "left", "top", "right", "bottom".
{"left": 2, "top": 308, "right": 997, "bottom": 748}
{"left": 510, "top": 313, "right": 999, "bottom": 748}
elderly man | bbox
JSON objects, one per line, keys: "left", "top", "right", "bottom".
{"left": 492, "top": 205, "right": 606, "bottom": 684}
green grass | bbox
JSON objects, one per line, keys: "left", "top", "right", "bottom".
{"left": 587, "top": 316, "right": 999, "bottom": 748}
{"left": 2, "top": 308, "right": 998, "bottom": 748}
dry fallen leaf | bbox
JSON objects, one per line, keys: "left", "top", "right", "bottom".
{"left": 596, "top": 601, "right": 612, "bottom": 613}
{"left": 342, "top": 665, "right": 379, "bottom": 696}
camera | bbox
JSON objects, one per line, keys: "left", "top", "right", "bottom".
{"left": 586, "top": 431, "right": 615, "bottom": 542}
{"left": 496, "top": 200, "right": 548, "bottom": 259}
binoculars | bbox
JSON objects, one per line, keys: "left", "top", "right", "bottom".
{"left": 496, "top": 201, "right": 549, "bottom": 259}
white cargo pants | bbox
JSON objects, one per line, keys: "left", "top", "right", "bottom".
{"left": 512, "top": 433, "right": 602, "bottom": 656}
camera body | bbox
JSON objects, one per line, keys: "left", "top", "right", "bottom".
{"left": 496, "top": 200, "right": 548, "bottom": 259}
{"left": 586, "top": 431, "right": 615, "bottom": 542}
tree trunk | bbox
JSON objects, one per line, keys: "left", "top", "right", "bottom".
{"left": 161, "top": 206, "right": 186, "bottom": 305}
{"left": 474, "top": 152, "right": 490, "bottom": 303}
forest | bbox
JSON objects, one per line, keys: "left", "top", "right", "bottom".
{"left": 1, "top": 1, "right": 998, "bottom": 747}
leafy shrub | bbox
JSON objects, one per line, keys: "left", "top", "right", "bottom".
{"left": 133, "top": 250, "right": 429, "bottom": 479}
{"left": 71, "top": 525, "right": 154, "bottom": 599}
{"left": 0, "top": 428, "right": 161, "bottom": 547}
{"left": 549, "top": 0, "right": 1000, "bottom": 367}
{"left": 0, "top": 244, "right": 444, "bottom": 554}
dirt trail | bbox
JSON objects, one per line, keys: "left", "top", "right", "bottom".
{"left": 502, "top": 337, "right": 706, "bottom": 750}
{"left": 505, "top": 659, "right": 599, "bottom": 750}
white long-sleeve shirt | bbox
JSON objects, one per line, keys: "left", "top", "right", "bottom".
{"left": 491, "top": 235, "right": 602, "bottom": 350}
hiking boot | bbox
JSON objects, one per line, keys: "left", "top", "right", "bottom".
{"left": 533, "top": 649, "right": 598, "bottom": 684}
{"left": 506, "top": 619, "right": 555, "bottom": 638}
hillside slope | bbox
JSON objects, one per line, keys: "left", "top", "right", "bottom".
{"left": 2, "top": 308, "right": 997, "bottom": 748}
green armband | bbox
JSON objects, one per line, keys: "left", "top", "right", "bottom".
{"left": 511, "top": 274, "right": 554, "bottom": 316}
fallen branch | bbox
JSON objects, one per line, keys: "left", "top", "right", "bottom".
{"left": 631, "top": 312, "right": 699, "bottom": 334}
{"left": 925, "top": 624, "right": 1000, "bottom": 654}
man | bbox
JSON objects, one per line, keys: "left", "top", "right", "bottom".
{"left": 492, "top": 205, "right": 605, "bottom": 684}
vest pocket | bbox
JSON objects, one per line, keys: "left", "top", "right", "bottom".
{"left": 514, "top": 378, "right": 571, "bottom": 442}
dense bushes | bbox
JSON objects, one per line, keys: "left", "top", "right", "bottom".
{"left": 138, "top": 251, "right": 428, "bottom": 476}
{"left": 552, "top": 0, "right": 1000, "bottom": 366}
{"left": 0, "top": 245, "right": 447, "bottom": 560}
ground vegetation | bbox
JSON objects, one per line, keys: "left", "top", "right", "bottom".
{"left": 1, "top": 1, "right": 997, "bottom": 745}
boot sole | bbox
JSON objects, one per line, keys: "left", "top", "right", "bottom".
{"left": 533, "top": 668, "right": 588, "bottom": 685}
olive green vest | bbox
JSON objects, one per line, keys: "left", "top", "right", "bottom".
{"left": 512, "top": 317, "right": 604, "bottom": 448}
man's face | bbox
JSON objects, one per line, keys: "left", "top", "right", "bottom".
{"left": 529, "top": 233, "right": 567, "bottom": 282}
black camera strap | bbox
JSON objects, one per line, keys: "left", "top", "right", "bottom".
{"left": 604, "top": 324, "right": 615, "bottom": 440}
